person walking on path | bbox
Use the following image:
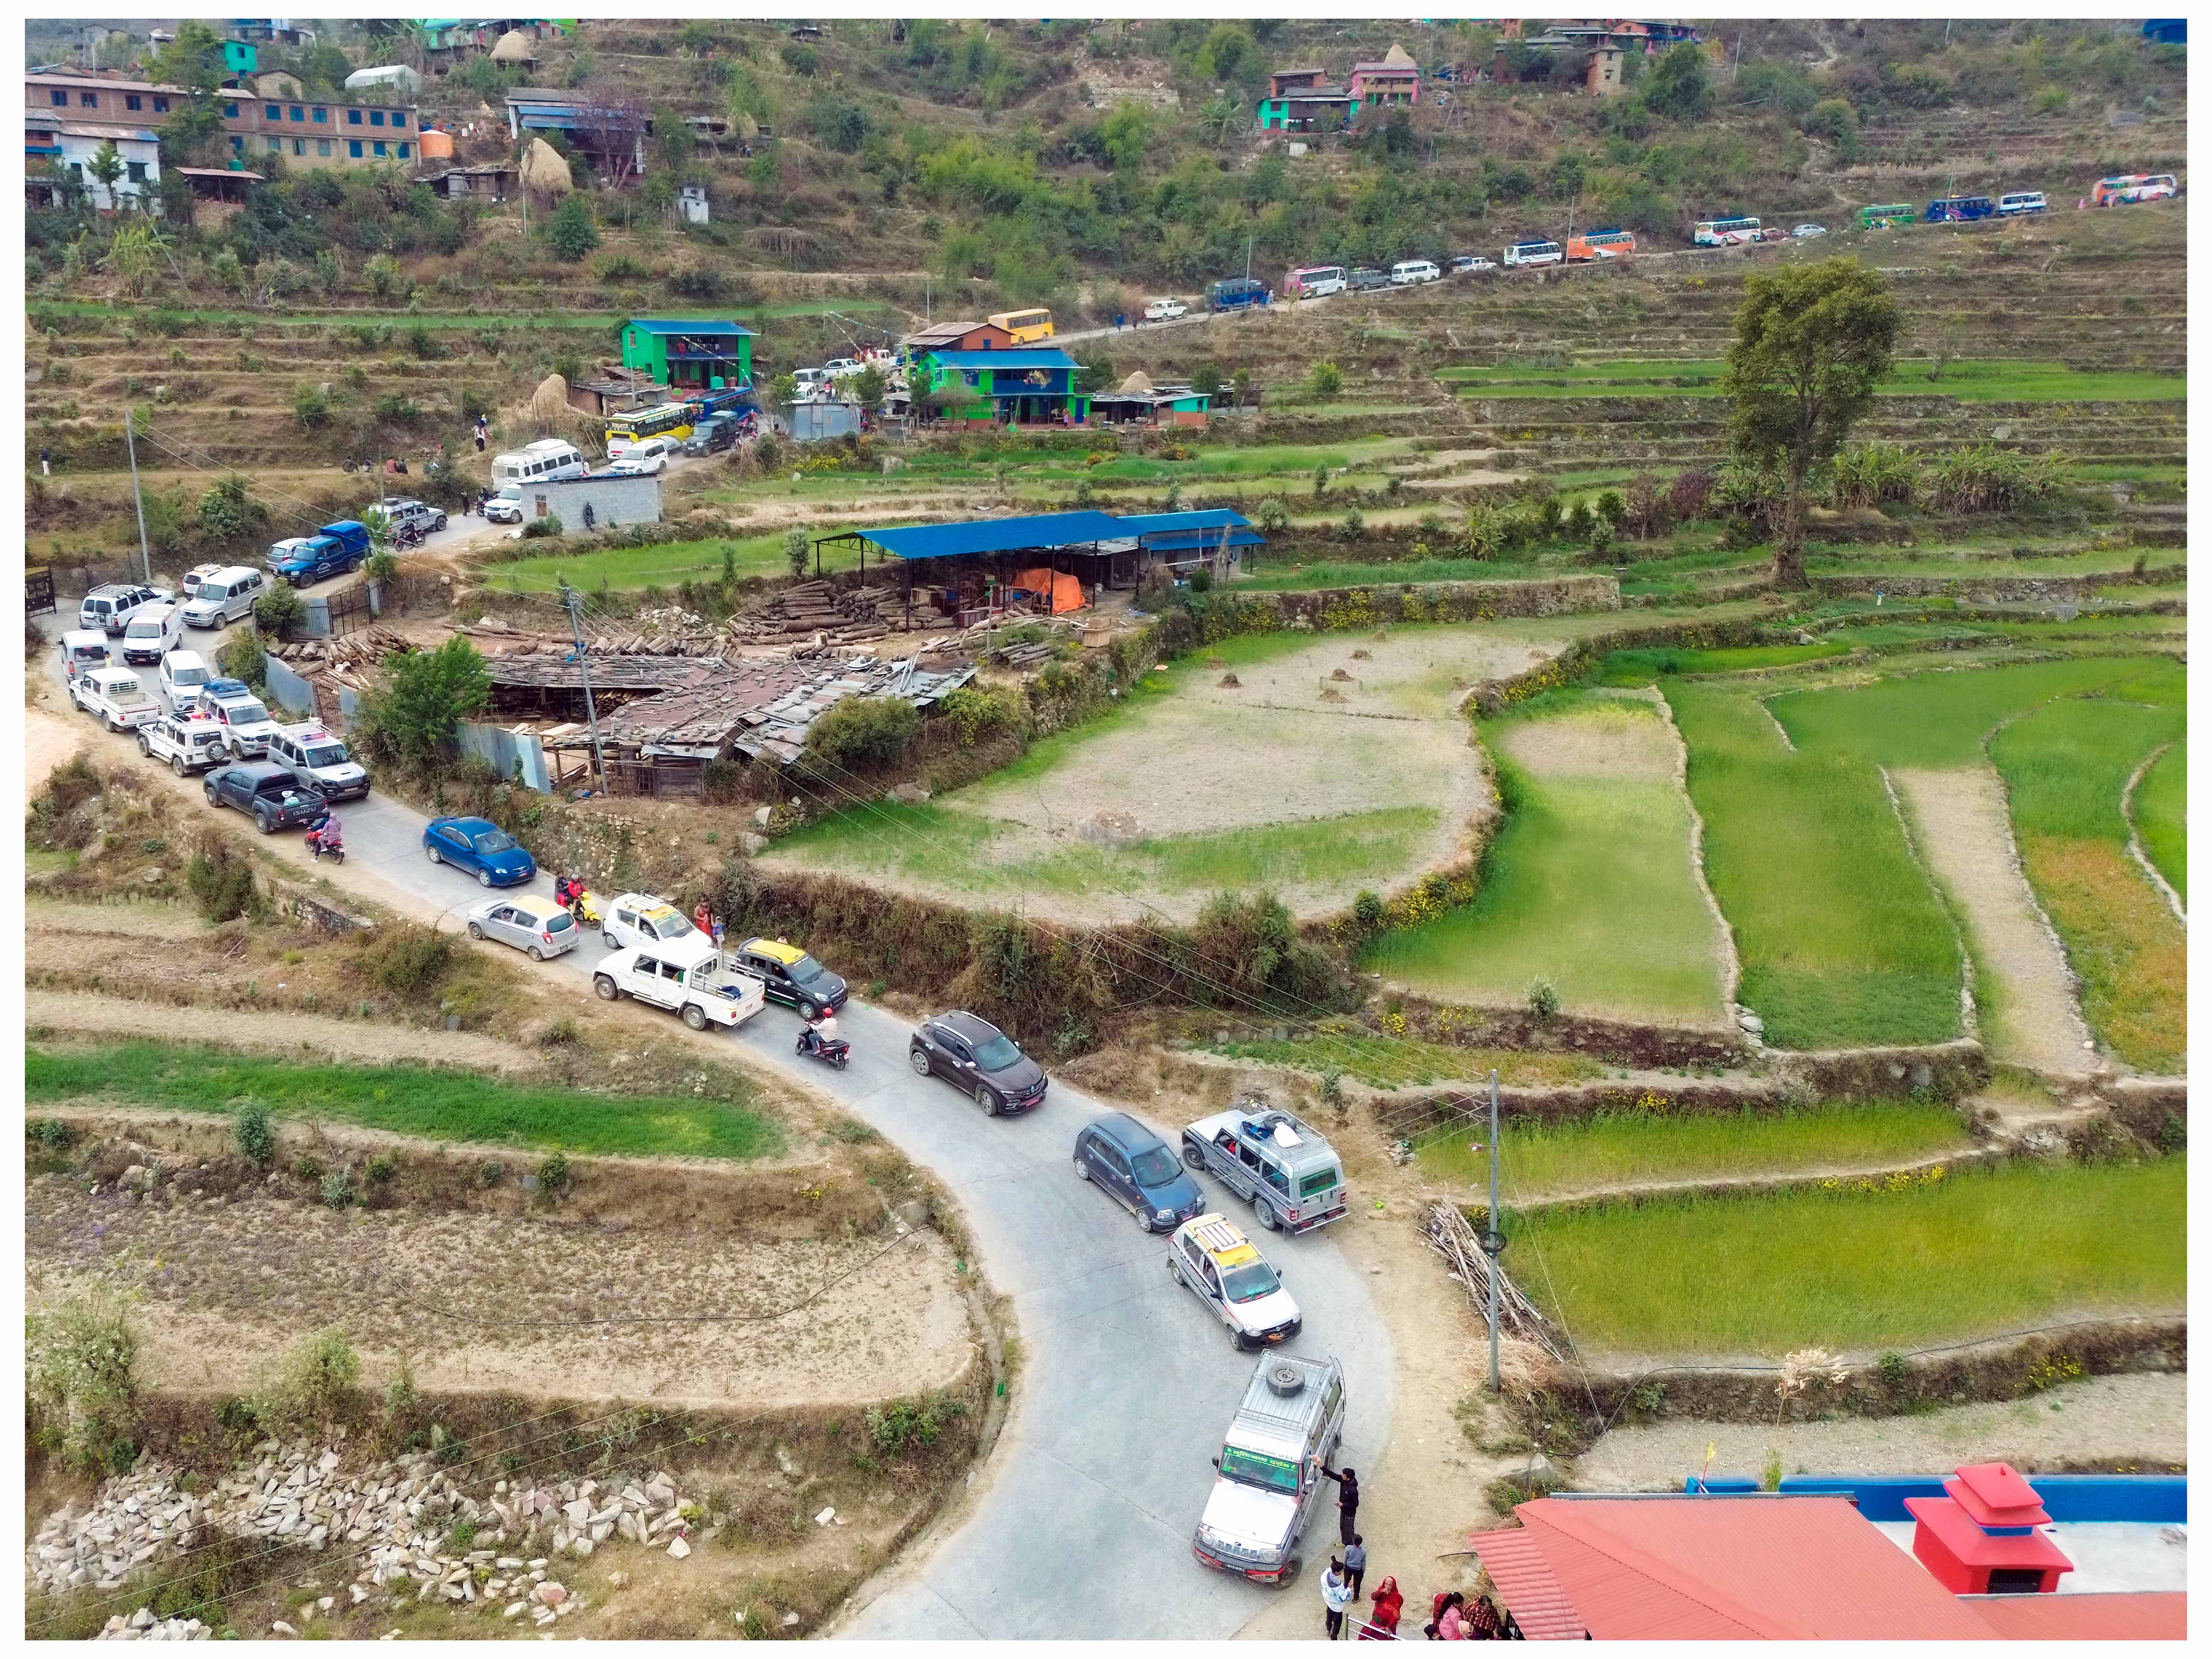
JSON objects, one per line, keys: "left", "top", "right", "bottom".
{"left": 474, "top": 414, "right": 489, "bottom": 453}
{"left": 40, "top": 445, "right": 51, "bottom": 477}
{"left": 1343, "top": 1534, "right": 1367, "bottom": 1600}
{"left": 1321, "top": 1558, "right": 1353, "bottom": 1641}
{"left": 1321, "top": 1461, "right": 1360, "bottom": 1546}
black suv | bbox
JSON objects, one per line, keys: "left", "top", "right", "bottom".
{"left": 1349, "top": 267, "right": 1390, "bottom": 291}
{"left": 204, "top": 762, "right": 327, "bottom": 834}
{"left": 910, "top": 1011, "right": 1048, "bottom": 1117}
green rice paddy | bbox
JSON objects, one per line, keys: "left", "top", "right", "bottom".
{"left": 1440, "top": 358, "right": 2185, "bottom": 403}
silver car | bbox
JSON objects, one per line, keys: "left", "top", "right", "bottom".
{"left": 465, "top": 893, "right": 580, "bottom": 960}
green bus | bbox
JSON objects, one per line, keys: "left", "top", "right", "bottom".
{"left": 1858, "top": 203, "right": 1915, "bottom": 229}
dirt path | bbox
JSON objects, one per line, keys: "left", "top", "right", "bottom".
{"left": 26, "top": 986, "right": 544, "bottom": 1074}
{"left": 26, "top": 1176, "right": 972, "bottom": 1410}
{"left": 1892, "top": 765, "right": 2096, "bottom": 1077}
{"left": 1576, "top": 1372, "right": 2187, "bottom": 1489}
{"left": 2122, "top": 742, "right": 2187, "bottom": 925}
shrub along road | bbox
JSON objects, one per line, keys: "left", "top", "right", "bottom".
{"left": 27, "top": 672, "right": 1394, "bottom": 1640}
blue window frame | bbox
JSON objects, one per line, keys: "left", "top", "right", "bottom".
{"left": 372, "top": 140, "right": 387, "bottom": 157}
{"left": 290, "top": 105, "right": 305, "bottom": 121}
{"left": 369, "top": 110, "right": 384, "bottom": 127}
{"left": 312, "top": 106, "right": 325, "bottom": 123}
{"left": 230, "top": 135, "right": 244, "bottom": 153}
{"left": 393, "top": 111, "right": 407, "bottom": 128}
{"left": 348, "top": 139, "right": 362, "bottom": 158}
{"left": 317, "top": 138, "right": 331, "bottom": 156}
{"left": 396, "top": 141, "right": 411, "bottom": 159}
{"left": 153, "top": 96, "right": 168, "bottom": 113}
{"left": 266, "top": 136, "right": 281, "bottom": 153}
{"left": 293, "top": 137, "right": 305, "bottom": 156}
{"left": 80, "top": 91, "right": 98, "bottom": 107}
{"left": 347, "top": 109, "right": 362, "bottom": 125}
{"left": 266, "top": 104, "right": 280, "bottom": 119}
{"left": 125, "top": 94, "right": 143, "bottom": 111}
{"left": 224, "top": 101, "right": 239, "bottom": 117}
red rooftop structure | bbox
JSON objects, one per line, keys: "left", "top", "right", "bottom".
{"left": 1906, "top": 1461, "right": 2075, "bottom": 1595}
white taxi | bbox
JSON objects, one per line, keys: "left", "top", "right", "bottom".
{"left": 592, "top": 934, "right": 766, "bottom": 1031}
{"left": 1167, "top": 1214, "right": 1304, "bottom": 1350}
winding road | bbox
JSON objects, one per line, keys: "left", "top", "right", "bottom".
{"left": 29, "top": 607, "right": 1393, "bottom": 1641}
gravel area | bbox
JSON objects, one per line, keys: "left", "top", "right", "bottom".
{"left": 1577, "top": 1372, "right": 2187, "bottom": 1489}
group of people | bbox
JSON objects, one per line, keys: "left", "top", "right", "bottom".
{"left": 1316, "top": 1465, "right": 1508, "bottom": 1640}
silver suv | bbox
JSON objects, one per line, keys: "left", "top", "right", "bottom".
{"left": 382, "top": 498, "right": 448, "bottom": 537}
{"left": 79, "top": 582, "right": 167, "bottom": 636}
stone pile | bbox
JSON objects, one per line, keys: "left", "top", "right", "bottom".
{"left": 29, "top": 1441, "right": 716, "bottom": 1627}
{"left": 96, "top": 1609, "right": 209, "bottom": 1640}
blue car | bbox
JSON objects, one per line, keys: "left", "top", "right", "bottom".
{"left": 423, "top": 816, "right": 536, "bottom": 888}
{"left": 1074, "top": 1112, "right": 1208, "bottom": 1233}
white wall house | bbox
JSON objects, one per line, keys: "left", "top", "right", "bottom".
{"left": 26, "top": 114, "right": 161, "bottom": 210}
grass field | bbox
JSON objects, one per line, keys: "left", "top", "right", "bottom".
{"left": 1666, "top": 683, "right": 1962, "bottom": 1049}
{"left": 1439, "top": 358, "right": 2185, "bottom": 403}
{"left": 1595, "top": 641, "right": 1856, "bottom": 683}
{"left": 25, "top": 1044, "right": 786, "bottom": 1162}
{"left": 1771, "top": 657, "right": 2160, "bottom": 768}
{"left": 1990, "top": 675, "right": 2188, "bottom": 1072}
{"left": 1362, "top": 697, "right": 1728, "bottom": 1023}
{"left": 1237, "top": 555, "right": 1551, "bottom": 591}
{"left": 1507, "top": 1156, "right": 2186, "bottom": 1356}
{"left": 1202, "top": 1033, "right": 1603, "bottom": 1090}
{"left": 1420, "top": 1097, "right": 1973, "bottom": 1196}
{"left": 484, "top": 530, "right": 822, "bottom": 594}
{"left": 2134, "top": 742, "right": 2187, "bottom": 901}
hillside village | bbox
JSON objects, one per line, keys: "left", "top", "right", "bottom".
{"left": 21, "top": 13, "right": 2191, "bottom": 1647}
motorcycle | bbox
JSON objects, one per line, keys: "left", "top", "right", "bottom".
{"left": 306, "top": 820, "right": 345, "bottom": 864}
{"left": 796, "top": 1027, "right": 850, "bottom": 1070}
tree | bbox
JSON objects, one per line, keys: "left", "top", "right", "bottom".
{"left": 770, "top": 371, "right": 799, "bottom": 407}
{"left": 100, "top": 220, "right": 170, "bottom": 298}
{"left": 851, "top": 364, "right": 888, "bottom": 408}
{"left": 149, "top": 21, "right": 230, "bottom": 168}
{"left": 547, "top": 194, "right": 600, "bottom": 261}
{"left": 572, "top": 97, "right": 649, "bottom": 189}
{"left": 1073, "top": 352, "right": 1115, "bottom": 394}
{"left": 1643, "top": 43, "right": 1711, "bottom": 121}
{"left": 1196, "top": 93, "right": 1244, "bottom": 148}
{"left": 1098, "top": 102, "right": 1150, "bottom": 171}
{"left": 84, "top": 142, "right": 126, "bottom": 212}
{"left": 1191, "top": 363, "right": 1224, "bottom": 399}
{"left": 1721, "top": 259, "right": 1900, "bottom": 588}
{"left": 293, "top": 383, "right": 329, "bottom": 429}
{"left": 784, "top": 527, "right": 810, "bottom": 578}
{"left": 358, "top": 636, "right": 492, "bottom": 771}
{"left": 1307, "top": 360, "right": 1343, "bottom": 399}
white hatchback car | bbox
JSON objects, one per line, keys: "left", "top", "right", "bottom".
{"left": 1167, "top": 1214, "right": 1304, "bottom": 1350}
{"left": 1144, "top": 298, "right": 1189, "bottom": 321}
{"left": 1793, "top": 223, "right": 1829, "bottom": 239}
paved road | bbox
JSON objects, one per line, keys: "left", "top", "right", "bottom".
{"left": 32, "top": 611, "right": 1394, "bottom": 1641}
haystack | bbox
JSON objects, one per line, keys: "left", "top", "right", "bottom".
{"left": 529, "top": 373, "right": 571, "bottom": 425}
{"left": 1381, "top": 41, "right": 1416, "bottom": 67}
{"left": 521, "top": 136, "right": 574, "bottom": 198}
{"left": 489, "top": 29, "right": 536, "bottom": 64}
{"left": 1117, "top": 370, "right": 1154, "bottom": 396}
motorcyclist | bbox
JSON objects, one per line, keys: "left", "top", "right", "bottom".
{"left": 799, "top": 1010, "right": 840, "bottom": 1057}
{"left": 306, "top": 810, "right": 343, "bottom": 857}
{"left": 555, "top": 873, "right": 588, "bottom": 920}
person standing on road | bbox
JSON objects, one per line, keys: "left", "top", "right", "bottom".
{"left": 1359, "top": 1577, "right": 1403, "bottom": 1641}
{"left": 1343, "top": 1534, "right": 1366, "bottom": 1599}
{"left": 474, "top": 414, "right": 489, "bottom": 453}
{"left": 1321, "top": 1461, "right": 1360, "bottom": 1545}
{"left": 1321, "top": 1558, "right": 1353, "bottom": 1641}
{"left": 40, "top": 445, "right": 51, "bottom": 477}
{"left": 693, "top": 899, "right": 713, "bottom": 937}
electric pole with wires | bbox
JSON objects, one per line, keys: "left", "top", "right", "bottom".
{"left": 559, "top": 579, "right": 608, "bottom": 793}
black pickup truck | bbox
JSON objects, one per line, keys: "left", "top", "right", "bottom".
{"left": 204, "top": 762, "right": 327, "bottom": 834}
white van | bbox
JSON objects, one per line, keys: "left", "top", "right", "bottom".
{"left": 1504, "top": 239, "right": 1565, "bottom": 268}
{"left": 61, "top": 630, "right": 111, "bottom": 682}
{"left": 120, "top": 602, "right": 182, "bottom": 667}
{"left": 491, "top": 439, "right": 587, "bottom": 490}
{"left": 160, "top": 649, "right": 210, "bottom": 710}
{"left": 1997, "top": 191, "right": 2048, "bottom": 216}
{"left": 180, "top": 566, "right": 267, "bottom": 629}
{"left": 1389, "top": 259, "right": 1441, "bottom": 285}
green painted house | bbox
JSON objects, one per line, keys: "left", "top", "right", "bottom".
{"left": 618, "top": 317, "right": 755, "bottom": 391}
{"left": 221, "top": 40, "right": 260, "bottom": 75}
{"left": 912, "top": 347, "right": 1089, "bottom": 425}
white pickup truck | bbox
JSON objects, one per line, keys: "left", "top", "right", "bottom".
{"left": 71, "top": 666, "right": 161, "bottom": 732}
{"left": 592, "top": 935, "right": 767, "bottom": 1031}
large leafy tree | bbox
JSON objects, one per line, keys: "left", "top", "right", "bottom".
{"left": 359, "top": 636, "right": 492, "bottom": 769}
{"left": 1721, "top": 258, "right": 1900, "bottom": 588}
{"left": 148, "top": 21, "right": 229, "bottom": 169}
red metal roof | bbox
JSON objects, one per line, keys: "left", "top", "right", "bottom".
{"left": 1468, "top": 1526, "right": 1585, "bottom": 1640}
{"left": 1906, "top": 1497, "right": 2075, "bottom": 1572}
{"left": 1968, "top": 1591, "right": 2187, "bottom": 1640}
{"left": 1513, "top": 1497, "right": 1998, "bottom": 1640}
{"left": 1950, "top": 1461, "right": 2053, "bottom": 1528}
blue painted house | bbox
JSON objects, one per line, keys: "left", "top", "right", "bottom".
{"left": 912, "top": 347, "right": 1089, "bottom": 426}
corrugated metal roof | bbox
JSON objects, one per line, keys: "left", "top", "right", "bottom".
{"left": 598, "top": 654, "right": 976, "bottom": 759}
{"left": 1967, "top": 1591, "right": 2187, "bottom": 1640}
{"left": 1115, "top": 509, "right": 1252, "bottom": 536}
{"left": 1469, "top": 1526, "right": 1586, "bottom": 1640}
{"left": 921, "top": 349, "right": 1079, "bottom": 370}
{"left": 626, "top": 317, "right": 756, "bottom": 336}
{"left": 485, "top": 652, "right": 722, "bottom": 693}
{"left": 1517, "top": 1496, "right": 1998, "bottom": 1640}
{"left": 859, "top": 511, "right": 1129, "bottom": 562}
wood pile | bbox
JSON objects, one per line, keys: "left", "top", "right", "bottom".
{"left": 949, "top": 613, "right": 1083, "bottom": 667}
{"left": 460, "top": 617, "right": 726, "bottom": 657}
{"left": 268, "top": 626, "right": 412, "bottom": 668}
{"left": 1421, "top": 1201, "right": 1561, "bottom": 1358}
{"left": 729, "top": 580, "right": 890, "bottom": 646}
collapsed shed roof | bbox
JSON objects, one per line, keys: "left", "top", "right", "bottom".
{"left": 601, "top": 655, "right": 978, "bottom": 762}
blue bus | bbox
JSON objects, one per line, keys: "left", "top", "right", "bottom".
{"left": 1924, "top": 195, "right": 1996, "bottom": 222}
{"left": 1205, "top": 277, "right": 1272, "bottom": 312}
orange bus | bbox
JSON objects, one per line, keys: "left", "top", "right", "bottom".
{"left": 1567, "top": 228, "right": 1636, "bottom": 262}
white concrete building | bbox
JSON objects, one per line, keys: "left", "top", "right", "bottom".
{"left": 26, "top": 114, "right": 161, "bottom": 210}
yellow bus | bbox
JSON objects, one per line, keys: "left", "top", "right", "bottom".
{"left": 603, "top": 402, "right": 695, "bottom": 456}
{"left": 987, "top": 308, "right": 1055, "bottom": 343}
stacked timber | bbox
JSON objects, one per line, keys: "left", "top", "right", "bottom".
{"left": 1421, "top": 1200, "right": 1561, "bottom": 1359}
{"left": 729, "top": 580, "right": 889, "bottom": 646}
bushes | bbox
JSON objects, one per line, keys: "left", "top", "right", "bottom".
{"left": 805, "top": 695, "right": 921, "bottom": 772}
{"left": 250, "top": 1327, "right": 360, "bottom": 1434}
{"left": 252, "top": 585, "right": 306, "bottom": 639}
{"left": 1923, "top": 443, "right": 2065, "bottom": 513}
{"left": 354, "top": 923, "right": 454, "bottom": 999}
{"left": 520, "top": 514, "right": 563, "bottom": 539}
{"left": 233, "top": 1100, "right": 276, "bottom": 1165}
{"left": 937, "top": 685, "right": 1022, "bottom": 748}
{"left": 1831, "top": 442, "right": 1918, "bottom": 509}
{"left": 186, "top": 839, "right": 259, "bottom": 923}
{"left": 547, "top": 194, "right": 600, "bottom": 261}
{"left": 216, "top": 628, "right": 266, "bottom": 691}
{"left": 27, "top": 1284, "right": 141, "bottom": 1473}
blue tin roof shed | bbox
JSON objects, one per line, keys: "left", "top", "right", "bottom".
{"left": 854, "top": 511, "right": 1129, "bottom": 562}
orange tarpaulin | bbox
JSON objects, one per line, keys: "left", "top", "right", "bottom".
{"left": 1013, "top": 567, "right": 1086, "bottom": 613}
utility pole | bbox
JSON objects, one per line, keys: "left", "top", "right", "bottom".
{"left": 560, "top": 580, "right": 607, "bottom": 793}
{"left": 1731, "top": 32, "right": 1742, "bottom": 81}
{"left": 1480, "top": 1068, "right": 1506, "bottom": 1395}
{"left": 124, "top": 409, "right": 152, "bottom": 583}
{"left": 1244, "top": 229, "right": 1253, "bottom": 285}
